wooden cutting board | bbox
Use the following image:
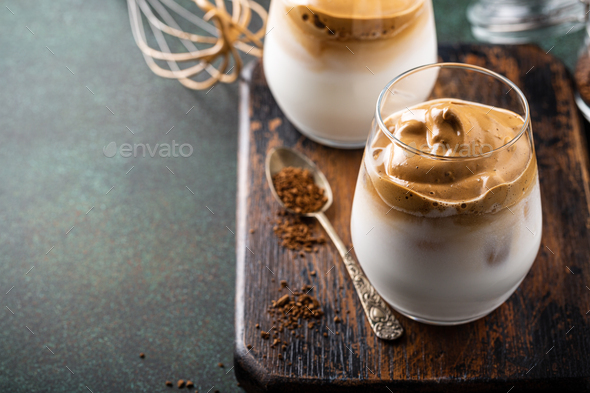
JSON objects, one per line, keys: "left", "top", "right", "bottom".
{"left": 234, "top": 44, "right": 590, "bottom": 392}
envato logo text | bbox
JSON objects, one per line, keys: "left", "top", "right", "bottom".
{"left": 103, "top": 141, "right": 193, "bottom": 158}
{"left": 402, "top": 142, "right": 494, "bottom": 158}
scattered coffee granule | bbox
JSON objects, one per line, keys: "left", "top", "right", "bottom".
{"left": 310, "top": 271, "right": 316, "bottom": 276}
{"left": 186, "top": 381, "right": 194, "bottom": 389}
{"left": 177, "top": 380, "right": 186, "bottom": 388}
{"left": 218, "top": 362, "right": 224, "bottom": 368}
{"left": 268, "top": 117, "right": 283, "bottom": 132}
{"left": 139, "top": 353, "right": 145, "bottom": 358}
{"left": 275, "top": 294, "right": 290, "bottom": 306}
{"left": 251, "top": 120, "right": 262, "bottom": 132}
{"left": 249, "top": 228, "right": 255, "bottom": 234}
{"left": 166, "top": 381, "right": 173, "bottom": 387}
{"left": 255, "top": 324, "right": 260, "bottom": 329}
{"left": 247, "top": 344, "right": 252, "bottom": 350}
{"left": 272, "top": 167, "right": 328, "bottom": 214}
{"left": 273, "top": 211, "right": 327, "bottom": 251}
{"left": 264, "top": 283, "right": 324, "bottom": 347}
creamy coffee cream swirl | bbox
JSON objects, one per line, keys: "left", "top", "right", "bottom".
{"left": 367, "top": 99, "right": 537, "bottom": 215}
{"left": 285, "top": 0, "right": 425, "bottom": 40}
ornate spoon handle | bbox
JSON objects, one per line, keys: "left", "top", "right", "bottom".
{"left": 315, "top": 212, "right": 404, "bottom": 340}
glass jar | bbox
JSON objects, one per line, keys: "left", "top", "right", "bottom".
{"left": 350, "top": 63, "right": 542, "bottom": 325}
{"left": 467, "top": 0, "right": 587, "bottom": 44}
{"left": 263, "top": 0, "right": 437, "bottom": 148}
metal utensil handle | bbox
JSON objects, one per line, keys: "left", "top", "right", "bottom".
{"left": 315, "top": 213, "right": 403, "bottom": 340}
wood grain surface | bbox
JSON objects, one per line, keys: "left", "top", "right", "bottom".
{"left": 234, "top": 44, "right": 590, "bottom": 392}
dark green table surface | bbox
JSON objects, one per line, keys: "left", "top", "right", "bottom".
{"left": 0, "top": 1, "right": 585, "bottom": 392}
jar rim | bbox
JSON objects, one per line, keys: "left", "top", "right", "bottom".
{"left": 375, "top": 62, "right": 531, "bottom": 161}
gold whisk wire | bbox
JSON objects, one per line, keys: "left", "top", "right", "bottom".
{"left": 127, "top": 0, "right": 266, "bottom": 90}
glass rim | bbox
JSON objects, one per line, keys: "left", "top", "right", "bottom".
{"left": 375, "top": 62, "right": 531, "bottom": 161}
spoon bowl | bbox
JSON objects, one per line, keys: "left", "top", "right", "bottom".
{"left": 265, "top": 146, "right": 333, "bottom": 217}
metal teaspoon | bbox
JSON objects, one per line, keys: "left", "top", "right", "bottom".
{"left": 265, "top": 146, "right": 403, "bottom": 340}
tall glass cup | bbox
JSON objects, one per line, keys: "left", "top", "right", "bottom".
{"left": 263, "top": 0, "right": 437, "bottom": 148}
{"left": 350, "top": 63, "right": 542, "bottom": 325}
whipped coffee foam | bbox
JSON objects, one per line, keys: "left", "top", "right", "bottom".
{"left": 368, "top": 99, "right": 536, "bottom": 215}
{"left": 286, "top": 0, "right": 425, "bottom": 40}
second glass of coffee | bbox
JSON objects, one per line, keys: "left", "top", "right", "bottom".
{"left": 263, "top": 0, "right": 438, "bottom": 148}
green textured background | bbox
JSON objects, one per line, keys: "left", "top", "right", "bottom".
{"left": 0, "top": 1, "right": 584, "bottom": 392}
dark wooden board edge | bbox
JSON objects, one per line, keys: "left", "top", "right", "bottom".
{"left": 234, "top": 60, "right": 261, "bottom": 392}
{"left": 233, "top": 44, "right": 590, "bottom": 393}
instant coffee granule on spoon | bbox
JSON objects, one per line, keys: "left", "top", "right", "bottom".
{"left": 272, "top": 167, "right": 328, "bottom": 214}
{"left": 271, "top": 167, "right": 328, "bottom": 251}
